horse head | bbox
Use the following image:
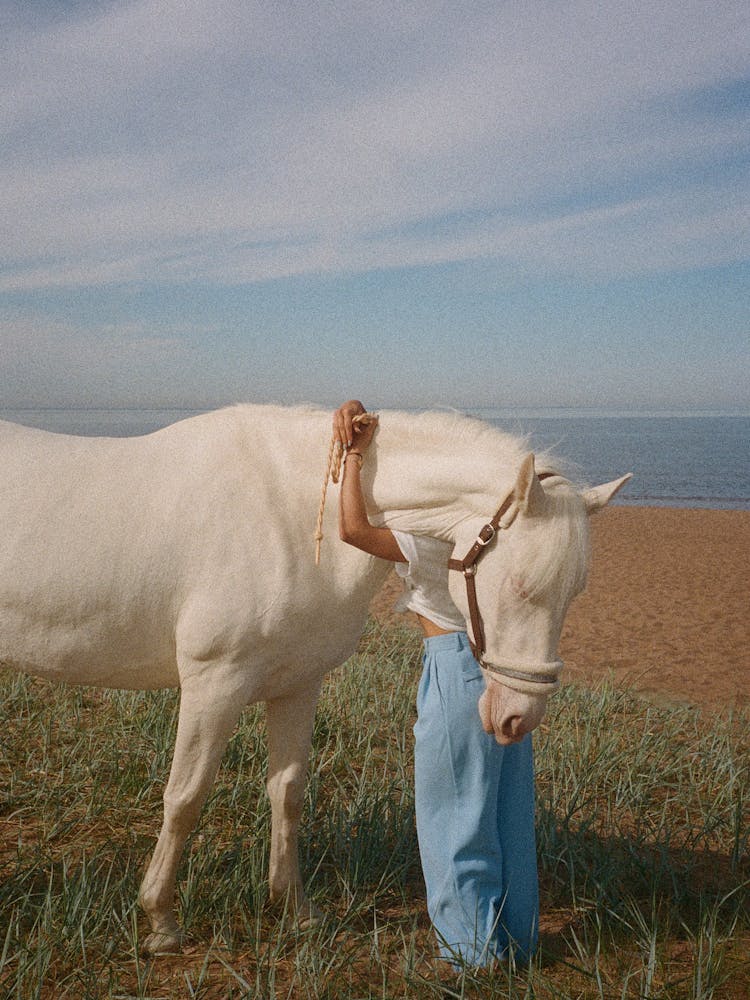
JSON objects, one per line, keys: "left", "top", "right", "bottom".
{"left": 447, "top": 453, "right": 631, "bottom": 745}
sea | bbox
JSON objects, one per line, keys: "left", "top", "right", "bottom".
{"left": 1, "top": 406, "right": 748, "bottom": 511}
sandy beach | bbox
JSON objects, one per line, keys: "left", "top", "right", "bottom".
{"left": 370, "top": 506, "right": 750, "bottom": 711}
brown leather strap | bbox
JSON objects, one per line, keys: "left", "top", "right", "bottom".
{"left": 448, "top": 472, "right": 556, "bottom": 660}
{"left": 454, "top": 563, "right": 484, "bottom": 660}
{"left": 449, "top": 512, "right": 507, "bottom": 572}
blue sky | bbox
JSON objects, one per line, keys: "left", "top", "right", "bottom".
{"left": 1, "top": 0, "right": 748, "bottom": 412}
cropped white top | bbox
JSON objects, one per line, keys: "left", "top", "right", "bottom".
{"left": 391, "top": 530, "right": 466, "bottom": 632}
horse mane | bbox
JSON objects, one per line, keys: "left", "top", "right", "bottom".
{"left": 509, "top": 482, "right": 591, "bottom": 603}
{"left": 227, "top": 403, "right": 591, "bottom": 601}
{"left": 379, "top": 407, "right": 584, "bottom": 491}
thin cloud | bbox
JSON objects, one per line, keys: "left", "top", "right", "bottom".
{"left": 0, "top": 0, "right": 748, "bottom": 292}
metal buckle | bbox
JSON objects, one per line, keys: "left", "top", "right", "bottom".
{"left": 463, "top": 564, "right": 477, "bottom": 577}
{"left": 476, "top": 524, "right": 496, "bottom": 546}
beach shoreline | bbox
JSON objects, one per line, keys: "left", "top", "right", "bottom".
{"left": 370, "top": 506, "right": 750, "bottom": 710}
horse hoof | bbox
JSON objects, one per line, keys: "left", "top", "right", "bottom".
{"left": 141, "top": 929, "right": 183, "bottom": 956}
{"left": 297, "top": 900, "right": 325, "bottom": 929}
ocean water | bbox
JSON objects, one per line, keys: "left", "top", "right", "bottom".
{"left": 1, "top": 406, "right": 748, "bottom": 511}
{"left": 478, "top": 409, "right": 750, "bottom": 511}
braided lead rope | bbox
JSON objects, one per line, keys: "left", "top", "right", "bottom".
{"left": 314, "top": 412, "right": 377, "bottom": 565}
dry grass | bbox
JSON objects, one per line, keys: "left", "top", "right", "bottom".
{"left": 1, "top": 621, "right": 748, "bottom": 998}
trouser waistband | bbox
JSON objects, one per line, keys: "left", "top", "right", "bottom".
{"left": 422, "top": 630, "right": 470, "bottom": 654}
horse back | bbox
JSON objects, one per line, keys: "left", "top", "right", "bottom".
{"left": 0, "top": 410, "right": 380, "bottom": 690}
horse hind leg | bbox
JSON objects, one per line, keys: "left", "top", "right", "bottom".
{"left": 265, "top": 680, "right": 323, "bottom": 926}
{"left": 138, "top": 667, "right": 245, "bottom": 955}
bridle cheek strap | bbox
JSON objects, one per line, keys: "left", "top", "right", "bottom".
{"left": 447, "top": 558, "right": 485, "bottom": 660}
{"left": 448, "top": 473, "right": 561, "bottom": 693}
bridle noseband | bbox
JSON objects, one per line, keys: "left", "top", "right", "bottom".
{"left": 447, "top": 473, "right": 563, "bottom": 689}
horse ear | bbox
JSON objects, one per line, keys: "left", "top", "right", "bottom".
{"left": 583, "top": 473, "right": 633, "bottom": 513}
{"left": 514, "top": 453, "right": 547, "bottom": 516}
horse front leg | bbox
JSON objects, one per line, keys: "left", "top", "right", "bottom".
{"left": 138, "top": 666, "right": 245, "bottom": 955}
{"left": 265, "top": 679, "right": 323, "bottom": 926}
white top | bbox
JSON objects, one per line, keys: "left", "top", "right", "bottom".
{"left": 391, "top": 530, "right": 466, "bottom": 632}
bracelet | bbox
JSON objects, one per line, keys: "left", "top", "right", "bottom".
{"left": 344, "top": 450, "right": 363, "bottom": 467}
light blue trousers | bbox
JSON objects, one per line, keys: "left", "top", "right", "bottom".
{"left": 414, "top": 631, "right": 539, "bottom": 967}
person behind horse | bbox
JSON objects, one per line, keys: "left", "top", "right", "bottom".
{"left": 333, "top": 400, "right": 538, "bottom": 969}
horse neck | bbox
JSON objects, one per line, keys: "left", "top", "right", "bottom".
{"left": 365, "top": 412, "right": 528, "bottom": 540}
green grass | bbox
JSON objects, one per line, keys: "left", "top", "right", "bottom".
{"left": 1, "top": 620, "right": 747, "bottom": 998}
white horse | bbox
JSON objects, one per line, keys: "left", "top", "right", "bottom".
{"left": 0, "top": 404, "right": 629, "bottom": 953}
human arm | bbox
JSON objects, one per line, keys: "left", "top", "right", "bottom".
{"left": 334, "top": 403, "right": 406, "bottom": 563}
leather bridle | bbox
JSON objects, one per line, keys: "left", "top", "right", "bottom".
{"left": 447, "top": 472, "right": 563, "bottom": 688}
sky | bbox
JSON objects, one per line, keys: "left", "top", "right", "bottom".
{"left": 1, "top": 0, "right": 748, "bottom": 413}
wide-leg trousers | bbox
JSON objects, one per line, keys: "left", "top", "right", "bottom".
{"left": 413, "top": 631, "right": 539, "bottom": 967}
